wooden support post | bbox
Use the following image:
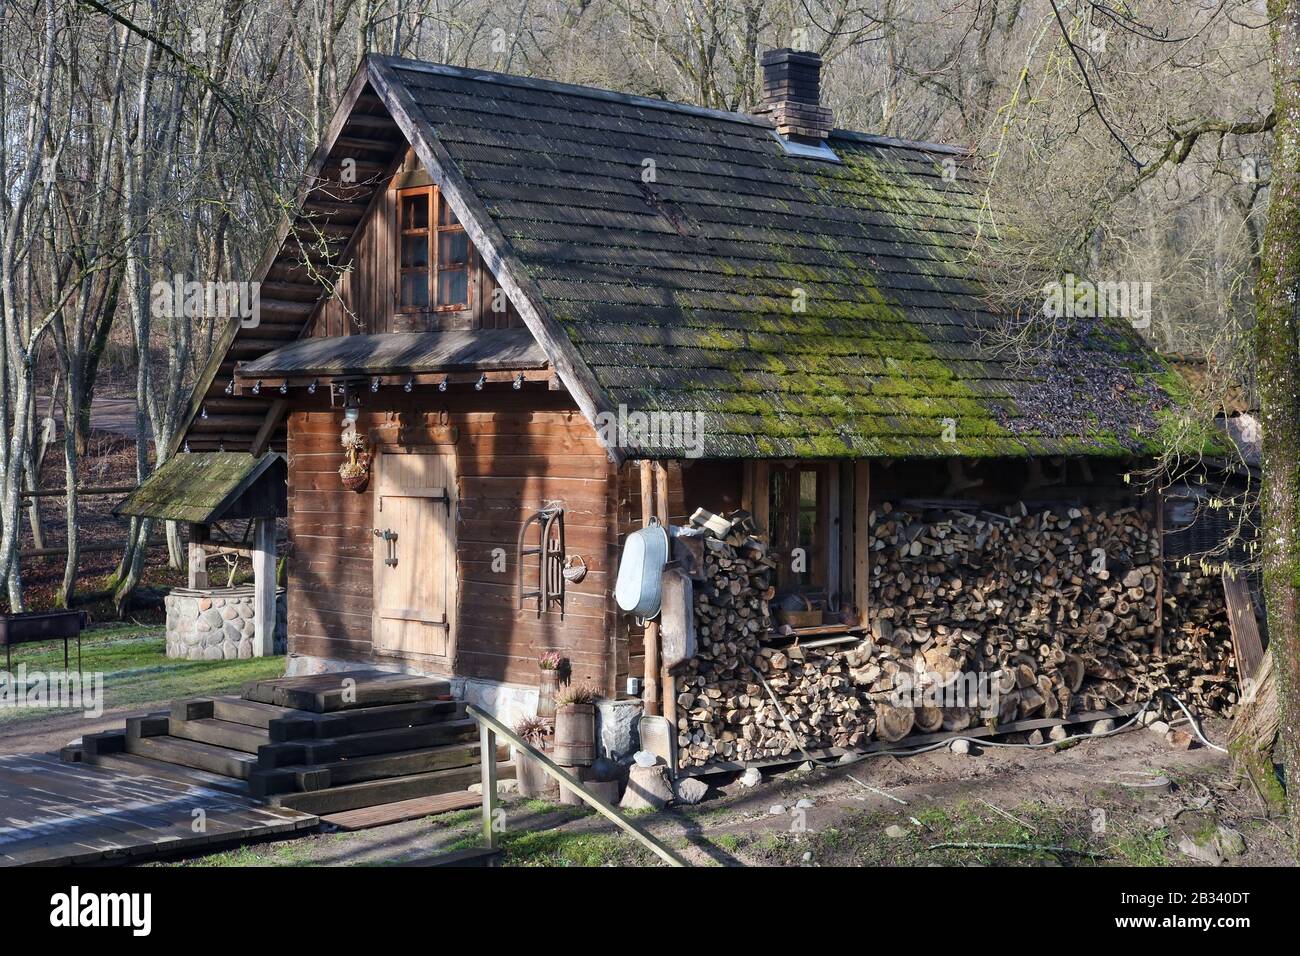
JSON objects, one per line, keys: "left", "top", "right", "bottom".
{"left": 854, "top": 461, "right": 871, "bottom": 627}
{"left": 654, "top": 461, "right": 676, "bottom": 732}
{"left": 187, "top": 523, "right": 210, "bottom": 589}
{"left": 252, "top": 517, "right": 277, "bottom": 657}
{"left": 480, "top": 722, "right": 499, "bottom": 849}
{"left": 639, "top": 460, "right": 661, "bottom": 716}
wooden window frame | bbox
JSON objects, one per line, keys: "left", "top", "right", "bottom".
{"left": 395, "top": 185, "right": 471, "bottom": 314}
{"left": 769, "top": 463, "right": 830, "bottom": 594}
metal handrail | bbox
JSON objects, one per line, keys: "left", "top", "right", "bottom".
{"left": 465, "top": 703, "right": 688, "bottom": 867}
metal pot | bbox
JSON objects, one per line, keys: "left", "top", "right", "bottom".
{"left": 615, "top": 517, "right": 669, "bottom": 619}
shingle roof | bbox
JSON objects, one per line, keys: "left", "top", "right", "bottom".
{"left": 175, "top": 57, "right": 1188, "bottom": 461}
{"left": 115, "top": 453, "right": 285, "bottom": 523}
{"left": 375, "top": 58, "right": 1181, "bottom": 459}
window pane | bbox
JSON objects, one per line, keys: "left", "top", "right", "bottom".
{"left": 402, "top": 193, "right": 428, "bottom": 229}
{"left": 798, "top": 509, "right": 817, "bottom": 547}
{"left": 401, "top": 235, "right": 428, "bottom": 268}
{"left": 439, "top": 230, "right": 468, "bottom": 267}
{"left": 439, "top": 199, "right": 460, "bottom": 227}
{"left": 400, "top": 273, "right": 428, "bottom": 308}
{"left": 799, "top": 470, "right": 817, "bottom": 509}
{"left": 437, "top": 268, "right": 468, "bottom": 307}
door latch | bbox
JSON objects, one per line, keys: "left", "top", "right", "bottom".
{"left": 373, "top": 528, "right": 398, "bottom": 567}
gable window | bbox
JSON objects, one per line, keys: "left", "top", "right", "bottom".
{"left": 769, "top": 464, "right": 827, "bottom": 592}
{"left": 397, "top": 186, "right": 470, "bottom": 312}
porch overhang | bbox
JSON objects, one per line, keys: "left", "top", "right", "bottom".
{"left": 233, "top": 328, "right": 548, "bottom": 389}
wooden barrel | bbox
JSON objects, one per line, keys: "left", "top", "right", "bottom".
{"left": 537, "top": 669, "right": 560, "bottom": 721}
{"left": 553, "top": 703, "right": 597, "bottom": 765}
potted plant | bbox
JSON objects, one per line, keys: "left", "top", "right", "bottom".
{"left": 339, "top": 430, "right": 369, "bottom": 491}
{"left": 553, "top": 684, "right": 598, "bottom": 767}
{"left": 537, "top": 651, "right": 562, "bottom": 720}
{"left": 512, "top": 715, "right": 556, "bottom": 799}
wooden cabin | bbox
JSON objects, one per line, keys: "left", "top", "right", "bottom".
{"left": 135, "top": 51, "right": 1209, "bottom": 738}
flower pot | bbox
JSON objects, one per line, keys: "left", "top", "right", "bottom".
{"left": 514, "top": 747, "right": 558, "bottom": 799}
{"left": 537, "top": 669, "right": 560, "bottom": 721}
{"left": 553, "top": 702, "right": 597, "bottom": 766}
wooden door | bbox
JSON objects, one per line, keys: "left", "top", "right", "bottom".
{"left": 372, "top": 450, "right": 457, "bottom": 663}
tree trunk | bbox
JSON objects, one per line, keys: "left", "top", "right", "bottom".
{"left": 1254, "top": 0, "right": 1300, "bottom": 847}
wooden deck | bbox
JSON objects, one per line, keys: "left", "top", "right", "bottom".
{"left": 0, "top": 753, "right": 316, "bottom": 866}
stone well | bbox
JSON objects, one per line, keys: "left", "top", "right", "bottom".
{"left": 164, "top": 585, "right": 287, "bottom": 660}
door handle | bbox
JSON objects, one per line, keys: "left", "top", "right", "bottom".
{"left": 373, "top": 528, "right": 399, "bottom": 567}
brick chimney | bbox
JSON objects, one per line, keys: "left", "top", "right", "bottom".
{"left": 756, "top": 48, "right": 833, "bottom": 144}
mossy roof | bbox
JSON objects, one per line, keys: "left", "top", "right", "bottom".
{"left": 115, "top": 453, "right": 285, "bottom": 524}
{"left": 305, "top": 59, "right": 1190, "bottom": 460}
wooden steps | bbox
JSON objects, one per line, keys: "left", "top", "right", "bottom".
{"left": 271, "top": 761, "right": 515, "bottom": 815}
{"left": 65, "top": 670, "right": 501, "bottom": 820}
{"left": 321, "top": 790, "right": 481, "bottom": 831}
{"left": 126, "top": 734, "right": 260, "bottom": 780}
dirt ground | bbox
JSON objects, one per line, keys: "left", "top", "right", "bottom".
{"left": 156, "top": 716, "right": 1295, "bottom": 868}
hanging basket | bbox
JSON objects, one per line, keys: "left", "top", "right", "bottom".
{"left": 340, "top": 469, "right": 369, "bottom": 492}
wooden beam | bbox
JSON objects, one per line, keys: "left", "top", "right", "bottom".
{"left": 250, "top": 399, "right": 288, "bottom": 457}
{"left": 479, "top": 723, "right": 499, "bottom": 850}
{"left": 252, "top": 517, "right": 277, "bottom": 656}
{"left": 639, "top": 460, "right": 660, "bottom": 716}
{"left": 654, "top": 461, "right": 676, "bottom": 734}
{"left": 854, "top": 460, "right": 871, "bottom": 626}
{"left": 188, "top": 523, "right": 210, "bottom": 589}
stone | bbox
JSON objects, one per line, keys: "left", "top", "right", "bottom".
{"left": 222, "top": 607, "right": 238, "bottom": 620}
{"left": 1166, "top": 728, "right": 1195, "bottom": 750}
{"left": 468, "top": 779, "right": 517, "bottom": 795}
{"left": 1147, "top": 720, "right": 1171, "bottom": 736}
{"left": 1177, "top": 834, "right": 1223, "bottom": 866}
{"left": 1138, "top": 710, "right": 1160, "bottom": 727}
{"left": 795, "top": 798, "right": 814, "bottom": 809}
{"left": 237, "top": 603, "right": 254, "bottom": 620}
{"left": 769, "top": 804, "right": 787, "bottom": 815}
{"left": 633, "top": 749, "right": 659, "bottom": 768}
{"left": 885, "top": 824, "right": 909, "bottom": 839}
{"left": 1091, "top": 718, "right": 1116, "bottom": 735}
{"left": 674, "top": 777, "right": 709, "bottom": 805}
{"left": 1215, "top": 826, "right": 1246, "bottom": 859}
{"left": 739, "top": 767, "right": 762, "bottom": 788}
{"left": 198, "top": 598, "right": 212, "bottom": 611}
{"left": 223, "top": 621, "right": 243, "bottom": 643}
{"left": 221, "top": 640, "right": 238, "bottom": 660}
{"left": 595, "top": 699, "right": 643, "bottom": 763}
{"left": 619, "top": 763, "right": 673, "bottom": 811}
{"left": 950, "top": 738, "right": 971, "bottom": 755}
{"left": 201, "top": 608, "right": 224, "bottom": 629}
{"left": 1028, "top": 729, "right": 1045, "bottom": 745}
{"left": 801, "top": 851, "right": 813, "bottom": 863}
{"left": 797, "top": 761, "right": 815, "bottom": 773}
{"left": 1049, "top": 725, "right": 1069, "bottom": 742}
{"left": 201, "top": 645, "right": 223, "bottom": 661}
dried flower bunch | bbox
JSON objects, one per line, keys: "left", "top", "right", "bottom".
{"left": 555, "top": 685, "right": 597, "bottom": 707}
{"left": 538, "top": 651, "right": 562, "bottom": 671}
{"left": 339, "top": 429, "right": 369, "bottom": 480}
{"left": 514, "top": 715, "right": 552, "bottom": 746}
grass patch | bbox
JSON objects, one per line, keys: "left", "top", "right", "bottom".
{"left": 0, "top": 623, "right": 284, "bottom": 726}
{"left": 753, "top": 801, "right": 1123, "bottom": 867}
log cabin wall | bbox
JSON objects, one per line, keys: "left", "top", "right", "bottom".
{"left": 285, "top": 388, "right": 618, "bottom": 694}
{"left": 307, "top": 149, "right": 525, "bottom": 338}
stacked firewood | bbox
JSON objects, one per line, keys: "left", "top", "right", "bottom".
{"left": 674, "top": 510, "right": 778, "bottom": 767}
{"left": 869, "top": 502, "right": 1164, "bottom": 721}
{"left": 1158, "top": 568, "right": 1238, "bottom": 714}
{"left": 673, "top": 502, "right": 1238, "bottom": 770}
